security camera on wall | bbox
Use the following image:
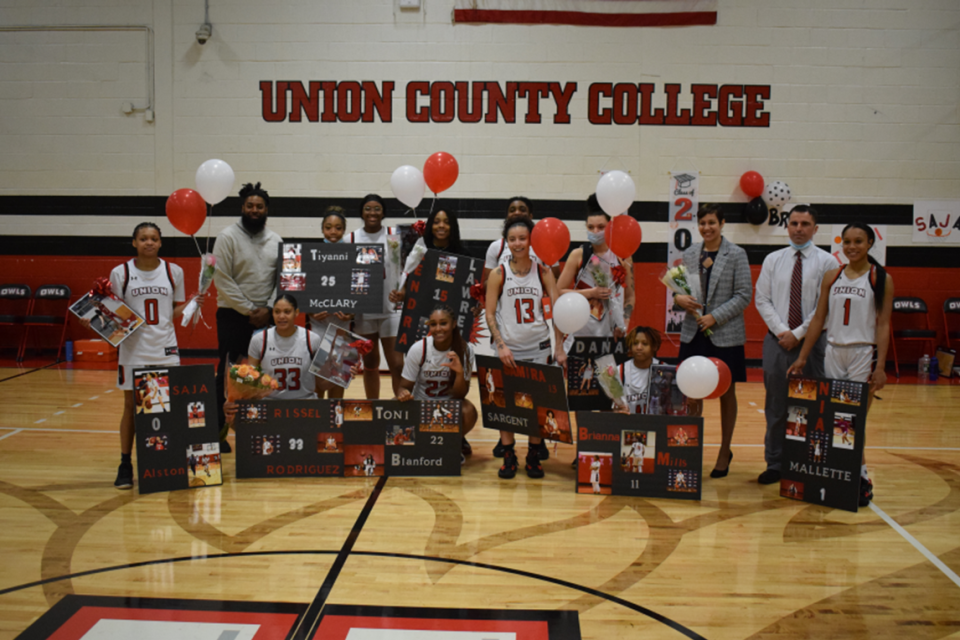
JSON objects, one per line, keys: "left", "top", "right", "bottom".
{"left": 195, "top": 23, "right": 211, "bottom": 45}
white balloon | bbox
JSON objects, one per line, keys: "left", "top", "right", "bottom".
{"left": 552, "top": 293, "right": 591, "bottom": 335}
{"left": 676, "top": 356, "right": 720, "bottom": 400}
{"left": 390, "top": 165, "right": 425, "bottom": 209}
{"left": 761, "top": 180, "right": 792, "bottom": 210}
{"left": 596, "top": 170, "right": 636, "bottom": 217}
{"left": 195, "top": 159, "right": 235, "bottom": 205}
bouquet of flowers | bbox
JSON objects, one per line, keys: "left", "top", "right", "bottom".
{"left": 386, "top": 233, "right": 403, "bottom": 311}
{"left": 594, "top": 355, "right": 627, "bottom": 411}
{"left": 660, "top": 265, "right": 712, "bottom": 337}
{"left": 225, "top": 361, "right": 279, "bottom": 425}
{"left": 585, "top": 256, "right": 626, "bottom": 333}
{"left": 181, "top": 254, "right": 216, "bottom": 328}
{"left": 397, "top": 238, "right": 428, "bottom": 291}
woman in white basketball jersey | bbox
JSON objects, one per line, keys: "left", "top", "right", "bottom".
{"left": 344, "top": 194, "right": 405, "bottom": 399}
{"left": 789, "top": 223, "right": 893, "bottom": 507}
{"left": 397, "top": 306, "right": 478, "bottom": 460}
{"left": 485, "top": 217, "right": 566, "bottom": 480}
{"left": 79, "top": 222, "right": 192, "bottom": 490}
{"left": 614, "top": 327, "right": 663, "bottom": 414}
{"left": 225, "top": 295, "right": 322, "bottom": 420}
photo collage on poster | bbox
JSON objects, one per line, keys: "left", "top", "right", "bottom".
{"left": 69, "top": 290, "right": 144, "bottom": 347}
{"left": 476, "top": 354, "right": 572, "bottom": 444}
{"left": 309, "top": 324, "right": 369, "bottom": 389}
{"left": 277, "top": 242, "right": 384, "bottom": 316}
{"left": 133, "top": 365, "right": 222, "bottom": 495}
{"left": 395, "top": 249, "right": 484, "bottom": 353}
{"left": 566, "top": 338, "right": 629, "bottom": 411}
{"left": 779, "top": 376, "right": 869, "bottom": 512}
{"left": 575, "top": 412, "right": 703, "bottom": 500}
{"left": 235, "top": 399, "right": 462, "bottom": 478}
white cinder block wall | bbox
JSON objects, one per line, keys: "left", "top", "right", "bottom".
{"left": 0, "top": 0, "right": 958, "bottom": 220}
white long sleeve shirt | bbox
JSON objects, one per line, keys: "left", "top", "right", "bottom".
{"left": 755, "top": 244, "right": 838, "bottom": 340}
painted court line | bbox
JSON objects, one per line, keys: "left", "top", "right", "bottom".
{"left": 0, "top": 429, "right": 23, "bottom": 441}
{"left": 870, "top": 502, "right": 960, "bottom": 590}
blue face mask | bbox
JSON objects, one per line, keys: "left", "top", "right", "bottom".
{"left": 587, "top": 231, "right": 605, "bottom": 245}
{"left": 789, "top": 239, "right": 813, "bottom": 251}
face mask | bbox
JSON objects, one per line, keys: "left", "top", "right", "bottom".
{"left": 587, "top": 231, "right": 605, "bottom": 245}
{"left": 789, "top": 239, "right": 812, "bottom": 251}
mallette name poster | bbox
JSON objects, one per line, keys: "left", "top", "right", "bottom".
{"left": 780, "top": 376, "right": 869, "bottom": 512}
{"left": 278, "top": 242, "right": 384, "bottom": 315}
{"left": 575, "top": 412, "right": 703, "bottom": 500}
{"left": 476, "top": 354, "right": 571, "bottom": 443}
{"left": 235, "top": 398, "right": 462, "bottom": 478}
{"left": 133, "top": 364, "right": 223, "bottom": 494}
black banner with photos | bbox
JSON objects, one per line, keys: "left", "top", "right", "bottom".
{"left": 780, "top": 376, "right": 869, "bottom": 512}
{"left": 133, "top": 365, "right": 222, "bottom": 494}
{"left": 476, "top": 354, "right": 571, "bottom": 443}
{"left": 575, "top": 412, "right": 703, "bottom": 500}
{"left": 235, "top": 399, "right": 462, "bottom": 478}
{"left": 395, "top": 249, "right": 484, "bottom": 353}
{"left": 566, "top": 337, "right": 629, "bottom": 411}
{"left": 277, "top": 242, "right": 384, "bottom": 315}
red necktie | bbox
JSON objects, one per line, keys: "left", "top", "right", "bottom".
{"left": 788, "top": 251, "right": 803, "bottom": 330}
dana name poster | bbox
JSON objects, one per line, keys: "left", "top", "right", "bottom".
{"left": 395, "top": 249, "right": 484, "bottom": 353}
{"left": 780, "top": 376, "right": 869, "bottom": 512}
{"left": 278, "top": 242, "right": 384, "bottom": 315}
{"left": 476, "top": 354, "right": 571, "bottom": 443}
{"left": 132, "top": 364, "right": 222, "bottom": 494}
{"left": 566, "top": 337, "right": 628, "bottom": 411}
{"left": 575, "top": 412, "right": 703, "bottom": 500}
{"left": 235, "top": 399, "right": 461, "bottom": 478}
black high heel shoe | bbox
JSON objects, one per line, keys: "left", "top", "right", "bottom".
{"left": 710, "top": 450, "right": 733, "bottom": 478}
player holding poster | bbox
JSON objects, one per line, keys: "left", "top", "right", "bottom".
{"left": 789, "top": 223, "right": 893, "bottom": 508}
{"left": 485, "top": 217, "right": 567, "bottom": 480}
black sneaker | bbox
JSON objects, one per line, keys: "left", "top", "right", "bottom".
{"left": 535, "top": 440, "right": 550, "bottom": 461}
{"left": 493, "top": 438, "right": 506, "bottom": 458}
{"left": 859, "top": 477, "right": 874, "bottom": 507}
{"left": 461, "top": 438, "right": 472, "bottom": 456}
{"left": 220, "top": 439, "right": 232, "bottom": 454}
{"left": 498, "top": 447, "right": 518, "bottom": 479}
{"left": 114, "top": 462, "right": 134, "bottom": 490}
{"left": 525, "top": 452, "right": 544, "bottom": 479}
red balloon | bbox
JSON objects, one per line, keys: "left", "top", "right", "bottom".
{"left": 603, "top": 215, "right": 642, "bottom": 260}
{"left": 530, "top": 218, "right": 570, "bottom": 266}
{"left": 165, "top": 188, "right": 207, "bottom": 236}
{"left": 740, "top": 171, "right": 764, "bottom": 199}
{"left": 423, "top": 152, "right": 459, "bottom": 194}
{"left": 705, "top": 357, "right": 732, "bottom": 399}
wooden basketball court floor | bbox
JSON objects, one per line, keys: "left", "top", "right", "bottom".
{"left": 1, "top": 362, "right": 959, "bottom": 639}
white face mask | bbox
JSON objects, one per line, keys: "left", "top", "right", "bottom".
{"left": 587, "top": 231, "right": 605, "bottom": 245}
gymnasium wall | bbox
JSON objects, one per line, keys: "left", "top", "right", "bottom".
{"left": 1, "top": 0, "right": 959, "bottom": 361}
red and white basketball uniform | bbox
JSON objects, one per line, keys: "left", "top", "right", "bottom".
{"left": 825, "top": 267, "right": 878, "bottom": 383}
{"left": 345, "top": 227, "right": 401, "bottom": 335}
{"left": 248, "top": 326, "right": 321, "bottom": 400}
{"left": 495, "top": 264, "right": 551, "bottom": 363}
{"left": 401, "top": 336, "right": 476, "bottom": 401}
{"left": 111, "top": 259, "right": 185, "bottom": 390}
{"left": 617, "top": 358, "right": 661, "bottom": 414}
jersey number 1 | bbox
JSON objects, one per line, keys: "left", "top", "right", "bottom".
{"left": 843, "top": 298, "right": 851, "bottom": 326}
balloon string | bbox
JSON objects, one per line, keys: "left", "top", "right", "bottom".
{"left": 204, "top": 203, "right": 213, "bottom": 255}
{"left": 429, "top": 195, "right": 436, "bottom": 217}
{"left": 192, "top": 234, "right": 203, "bottom": 257}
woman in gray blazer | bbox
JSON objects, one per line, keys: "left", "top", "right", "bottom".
{"left": 674, "top": 204, "right": 752, "bottom": 479}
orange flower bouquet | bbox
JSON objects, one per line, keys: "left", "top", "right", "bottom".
{"left": 225, "top": 361, "right": 279, "bottom": 424}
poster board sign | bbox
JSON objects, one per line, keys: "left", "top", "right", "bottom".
{"left": 566, "top": 338, "right": 628, "bottom": 411}
{"left": 309, "top": 324, "right": 368, "bottom": 389}
{"left": 395, "top": 249, "right": 484, "bottom": 353}
{"left": 912, "top": 200, "right": 960, "bottom": 244}
{"left": 277, "top": 242, "right": 384, "bottom": 315}
{"left": 69, "top": 291, "right": 144, "bottom": 347}
{"left": 779, "top": 376, "right": 869, "bottom": 512}
{"left": 575, "top": 412, "right": 703, "bottom": 499}
{"left": 666, "top": 171, "right": 699, "bottom": 333}
{"left": 133, "top": 364, "right": 222, "bottom": 494}
{"left": 475, "top": 354, "right": 571, "bottom": 443}
{"left": 235, "top": 399, "right": 461, "bottom": 478}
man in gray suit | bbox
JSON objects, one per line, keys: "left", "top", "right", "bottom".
{"left": 754, "top": 205, "right": 838, "bottom": 484}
